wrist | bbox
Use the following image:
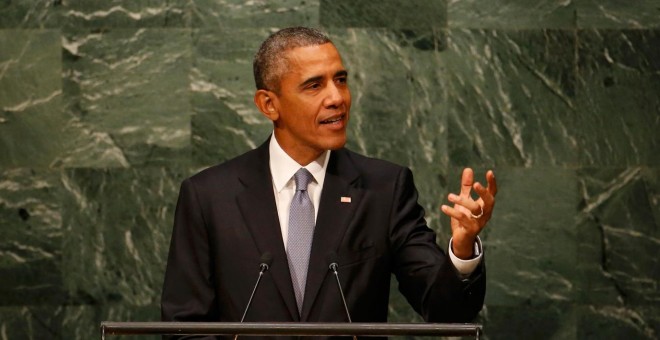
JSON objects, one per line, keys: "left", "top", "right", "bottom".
{"left": 452, "top": 236, "right": 476, "bottom": 259}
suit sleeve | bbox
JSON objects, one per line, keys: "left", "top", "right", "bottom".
{"left": 161, "top": 178, "right": 218, "bottom": 339}
{"left": 389, "top": 167, "right": 486, "bottom": 322}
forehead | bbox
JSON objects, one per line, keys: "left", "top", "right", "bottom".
{"left": 282, "top": 43, "right": 345, "bottom": 78}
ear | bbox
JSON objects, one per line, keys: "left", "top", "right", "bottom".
{"left": 254, "top": 89, "right": 279, "bottom": 122}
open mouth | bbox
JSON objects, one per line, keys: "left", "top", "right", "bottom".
{"left": 320, "top": 114, "right": 345, "bottom": 124}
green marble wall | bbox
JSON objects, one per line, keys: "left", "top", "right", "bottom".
{"left": 0, "top": 1, "right": 658, "bottom": 339}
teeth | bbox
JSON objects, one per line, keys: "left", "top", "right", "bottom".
{"left": 322, "top": 116, "right": 342, "bottom": 124}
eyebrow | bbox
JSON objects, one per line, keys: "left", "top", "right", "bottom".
{"left": 299, "top": 70, "right": 349, "bottom": 89}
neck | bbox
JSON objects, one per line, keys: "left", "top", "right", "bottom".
{"left": 285, "top": 147, "right": 323, "bottom": 166}
{"left": 273, "top": 133, "right": 324, "bottom": 166}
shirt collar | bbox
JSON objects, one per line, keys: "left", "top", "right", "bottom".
{"left": 269, "top": 133, "right": 330, "bottom": 193}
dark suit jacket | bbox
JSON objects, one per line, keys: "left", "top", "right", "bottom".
{"left": 161, "top": 139, "right": 485, "bottom": 339}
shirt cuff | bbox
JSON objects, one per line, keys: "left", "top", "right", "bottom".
{"left": 448, "top": 236, "right": 483, "bottom": 276}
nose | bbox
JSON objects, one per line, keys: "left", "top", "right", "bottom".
{"left": 323, "top": 82, "right": 345, "bottom": 109}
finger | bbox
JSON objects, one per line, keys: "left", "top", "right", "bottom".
{"left": 448, "top": 193, "right": 482, "bottom": 216}
{"left": 441, "top": 205, "right": 478, "bottom": 230}
{"left": 486, "top": 170, "right": 497, "bottom": 196}
{"left": 441, "top": 205, "right": 474, "bottom": 225}
{"left": 473, "top": 182, "right": 494, "bottom": 207}
{"left": 460, "top": 168, "right": 474, "bottom": 198}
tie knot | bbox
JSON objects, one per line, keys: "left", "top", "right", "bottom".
{"left": 293, "top": 168, "right": 313, "bottom": 191}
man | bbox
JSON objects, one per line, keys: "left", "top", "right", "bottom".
{"left": 161, "top": 27, "right": 497, "bottom": 338}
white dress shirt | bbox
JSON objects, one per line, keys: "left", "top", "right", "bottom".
{"left": 268, "top": 135, "right": 482, "bottom": 276}
{"left": 269, "top": 135, "right": 329, "bottom": 249}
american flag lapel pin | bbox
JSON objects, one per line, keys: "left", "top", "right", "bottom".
{"left": 340, "top": 196, "right": 352, "bottom": 203}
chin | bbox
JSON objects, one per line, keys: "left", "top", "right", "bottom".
{"left": 323, "top": 136, "right": 347, "bottom": 151}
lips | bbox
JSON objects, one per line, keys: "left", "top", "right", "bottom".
{"left": 320, "top": 114, "right": 346, "bottom": 124}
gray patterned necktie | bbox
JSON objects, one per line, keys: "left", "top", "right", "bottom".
{"left": 287, "top": 168, "right": 315, "bottom": 313}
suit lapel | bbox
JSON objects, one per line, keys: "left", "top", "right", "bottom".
{"left": 300, "top": 149, "right": 363, "bottom": 320}
{"left": 236, "top": 141, "right": 299, "bottom": 321}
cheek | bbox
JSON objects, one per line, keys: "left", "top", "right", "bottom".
{"left": 343, "top": 89, "right": 352, "bottom": 107}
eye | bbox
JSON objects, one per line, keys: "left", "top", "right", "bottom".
{"left": 335, "top": 76, "right": 347, "bottom": 85}
{"left": 303, "top": 82, "right": 321, "bottom": 91}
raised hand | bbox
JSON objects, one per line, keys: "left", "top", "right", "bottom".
{"left": 441, "top": 168, "right": 497, "bottom": 259}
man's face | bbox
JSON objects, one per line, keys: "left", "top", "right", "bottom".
{"left": 269, "top": 43, "right": 351, "bottom": 164}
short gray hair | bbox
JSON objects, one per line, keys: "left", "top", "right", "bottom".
{"left": 253, "top": 27, "right": 332, "bottom": 92}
